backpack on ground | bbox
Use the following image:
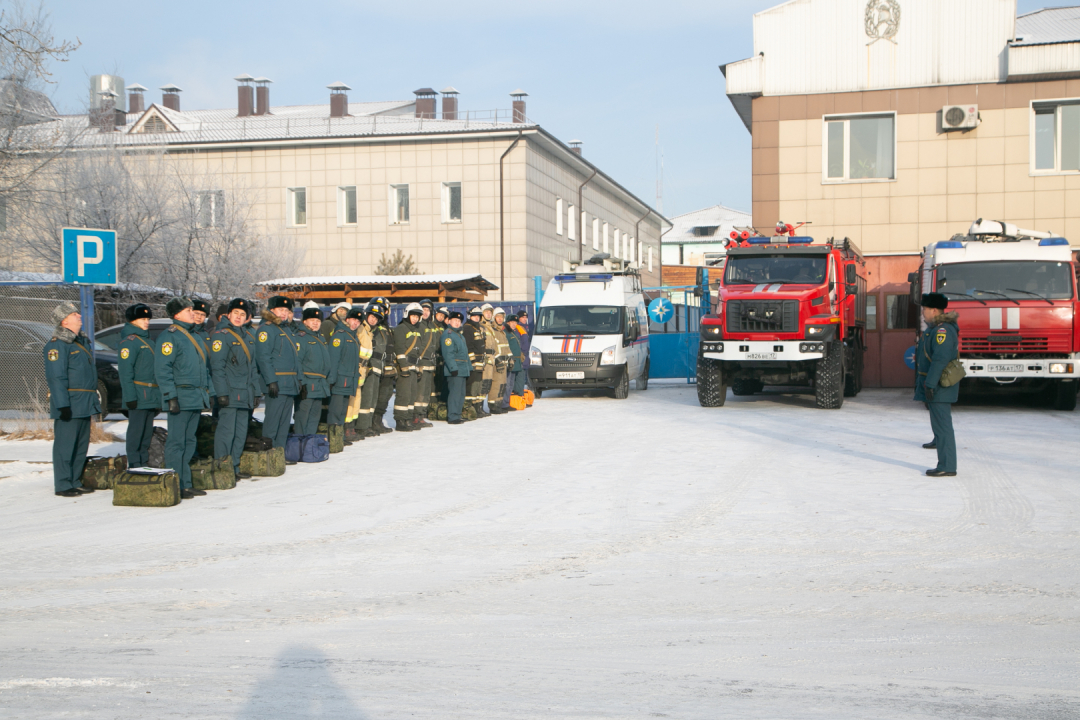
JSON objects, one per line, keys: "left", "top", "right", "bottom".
{"left": 285, "top": 434, "right": 329, "bottom": 463}
{"left": 239, "top": 446, "right": 285, "bottom": 477}
{"left": 244, "top": 435, "right": 273, "bottom": 452}
{"left": 190, "top": 456, "right": 236, "bottom": 490}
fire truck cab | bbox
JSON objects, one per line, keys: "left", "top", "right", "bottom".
{"left": 910, "top": 219, "right": 1080, "bottom": 411}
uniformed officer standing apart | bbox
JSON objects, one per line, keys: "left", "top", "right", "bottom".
{"left": 44, "top": 302, "right": 101, "bottom": 497}
{"left": 295, "top": 306, "right": 332, "bottom": 435}
{"left": 440, "top": 311, "right": 470, "bottom": 424}
{"left": 156, "top": 297, "right": 211, "bottom": 499}
{"left": 209, "top": 299, "right": 256, "bottom": 480}
{"left": 463, "top": 307, "right": 489, "bottom": 418}
{"left": 392, "top": 303, "right": 426, "bottom": 431}
{"left": 117, "top": 303, "right": 160, "bottom": 468}
{"left": 327, "top": 306, "right": 362, "bottom": 441}
{"left": 915, "top": 292, "right": 960, "bottom": 477}
{"left": 256, "top": 296, "right": 301, "bottom": 451}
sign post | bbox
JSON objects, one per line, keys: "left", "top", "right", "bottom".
{"left": 62, "top": 228, "right": 117, "bottom": 286}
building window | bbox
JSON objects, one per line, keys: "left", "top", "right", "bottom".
{"left": 196, "top": 191, "right": 224, "bottom": 229}
{"left": 692, "top": 225, "right": 718, "bottom": 237}
{"left": 286, "top": 187, "right": 307, "bottom": 227}
{"left": 648, "top": 246, "right": 654, "bottom": 273}
{"left": 337, "top": 186, "right": 357, "bottom": 226}
{"left": 568, "top": 204, "right": 576, "bottom": 241}
{"left": 441, "top": 182, "right": 462, "bottom": 223}
{"left": 823, "top": 113, "right": 895, "bottom": 182}
{"left": 602, "top": 222, "right": 610, "bottom": 253}
{"left": 592, "top": 218, "right": 599, "bottom": 250}
{"left": 389, "top": 184, "right": 409, "bottom": 224}
{"left": 885, "top": 294, "right": 917, "bottom": 330}
{"left": 1032, "top": 100, "right": 1080, "bottom": 173}
{"left": 866, "top": 294, "right": 877, "bottom": 330}
{"left": 556, "top": 198, "right": 563, "bottom": 236}
{"left": 580, "top": 210, "right": 587, "bottom": 246}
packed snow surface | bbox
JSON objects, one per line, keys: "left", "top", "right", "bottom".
{"left": 1, "top": 385, "right": 1078, "bottom": 719}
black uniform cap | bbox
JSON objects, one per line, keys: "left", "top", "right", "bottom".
{"left": 124, "top": 303, "right": 152, "bottom": 322}
{"left": 191, "top": 298, "right": 209, "bottom": 314}
{"left": 346, "top": 307, "right": 364, "bottom": 320}
{"left": 302, "top": 307, "right": 322, "bottom": 321}
{"left": 166, "top": 296, "right": 194, "bottom": 318}
{"left": 921, "top": 293, "right": 948, "bottom": 310}
{"left": 215, "top": 303, "right": 229, "bottom": 319}
{"left": 228, "top": 298, "right": 253, "bottom": 316}
{"left": 447, "top": 311, "right": 464, "bottom": 321}
{"left": 268, "top": 295, "right": 294, "bottom": 311}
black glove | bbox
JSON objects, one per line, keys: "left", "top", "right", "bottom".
{"left": 126, "top": 400, "right": 138, "bottom": 410}
{"left": 299, "top": 385, "right": 307, "bottom": 401}
{"left": 168, "top": 398, "right": 180, "bottom": 415}
{"left": 450, "top": 370, "right": 458, "bottom": 377}
{"left": 267, "top": 382, "right": 279, "bottom": 399}
{"left": 925, "top": 387, "right": 935, "bottom": 402}
{"left": 58, "top": 406, "right": 72, "bottom": 422}
{"left": 254, "top": 396, "right": 262, "bottom": 410}
{"left": 217, "top": 395, "right": 229, "bottom": 408}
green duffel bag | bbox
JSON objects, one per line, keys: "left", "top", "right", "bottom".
{"left": 112, "top": 471, "right": 181, "bottom": 507}
{"left": 462, "top": 403, "right": 477, "bottom": 421}
{"left": 435, "top": 402, "right": 448, "bottom": 422}
{"left": 239, "top": 446, "right": 285, "bottom": 477}
{"left": 190, "top": 455, "right": 237, "bottom": 491}
{"left": 81, "top": 455, "right": 128, "bottom": 490}
{"left": 317, "top": 423, "right": 345, "bottom": 454}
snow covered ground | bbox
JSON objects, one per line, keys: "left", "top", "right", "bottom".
{"left": 1, "top": 384, "right": 1078, "bottom": 719}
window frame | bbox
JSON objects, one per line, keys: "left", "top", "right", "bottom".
{"left": 1030, "top": 98, "right": 1080, "bottom": 175}
{"left": 556, "top": 197, "right": 564, "bottom": 236}
{"left": 567, "top": 204, "right": 576, "bottom": 241}
{"left": 821, "top": 111, "right": 897, "bottom": 184}
{"left": 440, "top": 181, "right": 462, "bottom": 224}
{"left": 337, "top": 185, "right": 357, "bottom": 226}
{"left": 884, "top": 293, "right": 918, "bottom": 331}
{"left": 285, "top": 187, "right": 307, "bottom": 228}
{"left": 388, "top": 184, "right": 410, "bottom": 225}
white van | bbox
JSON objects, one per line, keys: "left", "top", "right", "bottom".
{"left": 527, "top": 261, "right": 649, "bottom": 399}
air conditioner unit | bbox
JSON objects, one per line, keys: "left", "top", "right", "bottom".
{"left": 942, "top": 104, "right": 979, "bottom": 131}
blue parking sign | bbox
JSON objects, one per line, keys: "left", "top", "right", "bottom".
{"left": 62, "top": 228, "right": 117, "bottom": 285}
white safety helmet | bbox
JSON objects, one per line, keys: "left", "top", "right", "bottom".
{"left": 333, "top": 300, "right": 351, "bottom": 312}
{"left": 493, "top": 307, "right": 506, "bottom": 318}
{"left": 302, "top": 300, "right": 320, "bottom": 310}
{"left": 481, "top": 303, "right": 493, "bottom": 312}
{"left": 405, "top": 302, "right": 424, "bottom": 317}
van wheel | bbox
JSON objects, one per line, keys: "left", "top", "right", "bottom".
{"left": 96, "top": 380, "right": 108, "bottom": 421}
{"left": 638, "top": 359, "right": 649, "bottom": 391}
{"left": 533, "top": 388, "right": 543, "bottom": 399}
{"left": 814, "top": 346, "right": 844, "bottom": 409}
{"left": 1053, "top": 379, "right": 1078, "bottom": 411}
{"left": 612, "top": 367, "right": 630, "bottom": 399}
{"left": 696, "top": 357, "right": 727, "bottom": 407}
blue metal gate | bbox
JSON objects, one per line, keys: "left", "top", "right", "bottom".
{"left": 645, "top": 283, "right": 707, "bottom": 383}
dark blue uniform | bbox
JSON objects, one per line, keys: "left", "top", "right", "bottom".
{"left": 117, "top": 323, "right": 160, "bottom": 467}
{"left": 44, "top": 329, "right": 101, "bottom": 492}
{"left": 327, "top": 324, "right": 361, "bottom": 428}
{"left": 209, "top": 324, "right": 256, "bottom": 475}
{"left": 915, "top": 313, "right": 960, "bottom": 474}
{"left": 296, "top": 329, "right": 332, "bottom": 435}
{"left": 155, "top": 321, "right": 211, "bottom": 490}
{"left": 255, "top": 314, "right": 301, "bottom": 448}
{"left": 441, "top": 326, "right": 470, "bottom": 422}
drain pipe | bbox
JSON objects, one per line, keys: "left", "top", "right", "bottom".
{"left": 576, "top": 168, "right": 597, "bottom": 264}
{"left": 634, "top": 208, "right": 653, "bottom": 268}
{"left": 499, "top": 130, "right": 524, "bottom": 301}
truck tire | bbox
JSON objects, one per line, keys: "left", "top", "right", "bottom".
{"left": 844, "top": 346, "right": 864, "bottom": 397}
{"left": 696, "top": 357, "right": 727, "bottom": 407}
{"left": 638, "top": 359, "right": 649, "bottom": 391}
{"left": 815, "top": 346, "right": 844, "bottom": 409}
{"left": 612, "top": 367, "right": 630, "bottom": 399}
{"left": 1053, "top": 379, "right": 1078, "bottom": 411}
{"left": 731, "top": 379, "right": 763, "bottom": 396}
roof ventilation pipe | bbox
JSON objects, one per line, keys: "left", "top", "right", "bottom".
{"left": 510, "top": 89, "right": 528, "bottom": 123}
{"left": 95, "top": 89, "right": 118, "bottom": 131}
{"left": 328, "top": 81, "right": 350, "bottom": 118}
{"left": 414, "top": 88, "right": 436, "bottom": 119}
{"left": 235, "top": 74, "right": 254, "bottom": 117}
{"left": 126, "top": 83, "right": 146, "bottom": 114}
{"left": 569, "top": 139, "right": 582, "bottom": 156}
{"left": 160, "top": 84, "right": 182, "bottom": 111}
{"left": 441, "top": 87, "right": 459, "bottom": 120}
{"left": 255, "top": 77, "right": 272, "bottom": 115}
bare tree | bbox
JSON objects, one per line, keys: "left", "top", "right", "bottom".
{"left": 375, "top": 249, "right": 422, "bottom": 276}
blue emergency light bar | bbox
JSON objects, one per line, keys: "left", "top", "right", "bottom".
{"left": 554, "top": 273, "right": 614, "bottom": 282}
{"left": 936, "top": 241, "right": 965, "bottom": 249}
{"left": 1039, "top": 237, "right": 1069, "bottom": 246}
{"left": 748, "top": 236, "right": 815, "bottom": 244}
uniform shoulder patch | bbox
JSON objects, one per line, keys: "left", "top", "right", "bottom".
{"left": 120, "top": 348, "right": 130, "bottom": 360}
{"left": 47, "top": 348, "right": 58, "bottom": 361}
{"left": 445, "top": 338, "right": 452, "bottom": 346}
{"left": 936, "top": 329, "right": 947, "bottom": 345}
{"left": 333, "top": 338, "right": 341, "bottom": 347}
{"left": 212, "top": 340, "right": 223, "bottom": 352}
{"left": 161, "top": 342, "right": 174, "bottom": 356}
{"left": 167, "top": 326, "right": 177, "bottom": 333}
{"left": 258, "top": 331, "right": 268, "bottom": 342}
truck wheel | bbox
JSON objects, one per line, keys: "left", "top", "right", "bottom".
{"left": 844, "top": 347, "right": 864, "bottom": 397}
{"left": 815, "top": 347, "right": 844, "bottom": 409}
{"left": 612, "top": 367, "right": 630, "bottom": 399}
{"left": 638, "top": 359, "right": 649, "bottom": 391}
{"left": 731, "top": 379, "right": 762, "bottom": 396}
{"left": 1053, "top": 379, "right": 1078, "bottom": 411}
{"left": 696, "top": 357, "right": 727, "bottom": 407}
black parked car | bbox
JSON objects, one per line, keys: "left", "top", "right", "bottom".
{"left": 0, "top": 319, "right": 123, "bottom": 416}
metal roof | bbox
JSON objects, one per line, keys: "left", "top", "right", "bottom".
{"left": 257, "top": 273, "right": 498, "bottom": 289}
{"left": 1014, "top": 7, "right": 1080, "bottom": 46}
{"left": 663, "top": 204, "right": 752, "bottom": 244}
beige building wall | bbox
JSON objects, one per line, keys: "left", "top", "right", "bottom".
{"left": 751, "top": 80, "right": 1080, "bottom": 253}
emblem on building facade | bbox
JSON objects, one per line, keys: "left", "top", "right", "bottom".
{"left": 865, "top": 0, "right": 900, "bottom": 45}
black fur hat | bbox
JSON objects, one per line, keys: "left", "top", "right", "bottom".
{"left": 302, "top": 307, "right": 322, "bottom": 321}
{"left": 268, "top": 295, "right": 294, "bottom": 311}
{"left": 166, "top": 296, "right": 194, "bottom": 318}
{"left": 346, "top": 307, "right": 364, "bottom": 320}
{"left": 921, "top": 293, "right": 948, "bottom": 310}
{"left": 191, "top": 298, "right": 209, "bottom": 314}
{"left": 447, "top": 311, "right": 464, "bottom": 321}
{"left": 228, "top": 298, "right": 253, "bottom": 317}
{"left": 215, "top": 303, "right": 229, "bottom": 319}
{"left": 124, "top": 303, "right": 152, "bottom": 322}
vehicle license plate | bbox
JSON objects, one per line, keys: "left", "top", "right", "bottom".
{"left": 987, "top": 364, "right": 1023, "bottom": 373}
{"left": 746, "top": 353, "right": 777, "bottom": 360}
{"left": 556, "top": 371, "right": 585, "bottom": 380}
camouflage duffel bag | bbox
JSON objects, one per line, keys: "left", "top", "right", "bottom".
{"left": 462, "top": 403, "right": 477, "bottom": 421}
{"left": 112, "top": 471, "right": 181, "bottom": 507}
{"left": 239, "top": 446, "right": 285, "bottom": 478}
{"left": 81, "top": 455, "right": 128, "bottom": 490}
{"left": 190, "top": 456, "right": 236, "bottom": 490}
{"left": 317, "top": 423, "right": 345, "bottom": 454}
{"left": 429, "top": 402, "right": 448, "bottom": 421}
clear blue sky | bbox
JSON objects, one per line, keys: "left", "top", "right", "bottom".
{"left": 40, "top": 0, "right": 1050, "bottom": 221}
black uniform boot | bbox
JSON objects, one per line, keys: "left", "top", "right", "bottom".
{"left": 373, "top": 415, "right": 393, "bottom": 434}
{"left": 475, "top": 403, "right": 490, "bottom": 418}
{"left": 393, "top": 415, "right": 412, "bottom": 432}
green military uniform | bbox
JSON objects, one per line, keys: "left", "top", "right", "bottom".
{"left": 441, "top": 324, "right": 470, "bottom": 422}
{"left": 156, "top": 319, "right": 211, "bottom": 491}
{"left": 242, "top": 321, "right": 266, "bottom": 400}
{"left": 118, "top": 322, "right": 161, "bottom": 467}
{"left": 209, "top": 322, "right": 255, "bottom": 476}
{"left": 327, "top": 323, "right": 361, "bottom": 428}
{"left": 296, "top": 329, "right": 332, "bottom": 435}
{"left": 44, "top": 320, "right": 101, "bottom": 493}
{"left": 915, "top": 311, "right": 960, "bottom": 474}
{"left": 255, "top": 310, "right": 301, "bottom": 449}
{"left": 392, "top": 314, "right": 424, "bottom": 428}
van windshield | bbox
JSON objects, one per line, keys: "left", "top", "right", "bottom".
{"left": 725, "top": 254, "right": 827, "bottom": 285}
{"left": 936, "top": 261, "right": 1074, "bottom": 300}
{"left": 536, "top": 306, "right": 623, "bottom": 335}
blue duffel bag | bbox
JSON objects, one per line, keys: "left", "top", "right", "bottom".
{"left": 301, "top": 434, "right": 330, "bottom": 463}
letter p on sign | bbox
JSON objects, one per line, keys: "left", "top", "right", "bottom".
{"left": 62, "top": 227, "right": 117, "bottom": 285}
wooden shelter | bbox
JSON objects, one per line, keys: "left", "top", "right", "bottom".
{"left": 255, "top": 274, "right": 498, "bottom": 304}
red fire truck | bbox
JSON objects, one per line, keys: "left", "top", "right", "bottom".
{"left": 697, "top": 225, "right": 867, "bottom": 409}
{"left": 909, "top": 219, "right": 1079, "bottom": 411}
